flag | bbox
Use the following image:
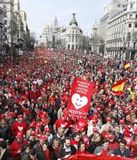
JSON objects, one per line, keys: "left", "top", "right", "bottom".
{"left": 68, "top": 154, "right": 132, "bottom": 160}
{"left": 112, "top": 79, "right": 126, "bottom": 95}
{"left": 67, "top": 78, "right": 95, "bottom": 118}
{"left": 124, "top": 63, "right": 130, "bottom": 70}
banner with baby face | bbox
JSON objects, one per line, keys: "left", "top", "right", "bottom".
{"left": 67, "top": 78, "right": 95, "bottom": 118}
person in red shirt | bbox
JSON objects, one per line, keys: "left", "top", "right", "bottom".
{"left": 108, "top": 133, "right": 119, "bottom": 151}
{"left": 12, "top": 114, "right": 27, "bottom": 137}
{"left": 130, "top": 135, "right": 137, "bottom": 158}
{"left": 10, "top": 132, "right": 28, "bottom": 160}
{"left": 43, "top": 142, "right": 50, "bottom": 160}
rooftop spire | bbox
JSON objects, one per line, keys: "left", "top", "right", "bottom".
{"left": 54, "top": 16, "right": 59, "bottom": 28}
{"left": 69, "top": 13, "right": 78, "bottom": 26}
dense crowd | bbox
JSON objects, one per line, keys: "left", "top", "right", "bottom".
{"left": 0, "top": 49, "right": 137, "bottom": 160}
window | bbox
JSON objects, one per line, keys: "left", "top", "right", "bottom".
{"left": 136, "top": 14, "right": 137, "bottom": 19}
{"left": 130, "top": 3, "right": 133, "bottom": 9}
{"left": 135, "top": 23, "right": 137, "bottom": 27}
{"left": 76, "top": 37, "right": 77, "bottom": 43}
{"left": 4, "top": 20, "right": 7, "bottom": 25}
{"left": 133, "top": 42, "right": 136, "bottom": 49}
{"left": 127, "top": 32, "right": 131, "bottom": 41}
{"left": 118, "top": 4, "right": 121, "bottom": 8}
{"left": 129, "top": 14, "right": 132, "bottom": 18}
{"left": 72, "top": 36, "right": 74, "bottom": 42}
{"left": 69, "top": 36, "right": 70, "bottom": 42}
{"left": 129, "top": 23, "right": 132, "bottom": 28}
{"left": 72, "top": 45, "right": 74, "bottom": 50}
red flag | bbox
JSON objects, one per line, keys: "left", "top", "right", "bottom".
{"left": 68, "top": 154, "right": 133, "bottom": 160}
{"left": 67, "top": 78, "right": 95, "bottom": 118}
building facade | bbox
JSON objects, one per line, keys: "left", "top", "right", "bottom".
{"left": 39, "top": 17, "right": 62, "bottom": 48}
{"left": 91, "top": 0, "right": 137, "bottom": 60}
{"left": 0, "top": 0, "right": 30, "bottom": 56}
{"left": 39, "top": 14, "right": 87, "bottom": 51}
{"left": 20, "top": 10, "right": 30, "bottom": 51}
{"left": 61, "top": 13, "right": 83, "bottom": 50}
{"left": 106, "top": 0, "right": 137, "bottom": 60}
{"left": 0, "top": 4, "right": 6, "bottom": 55}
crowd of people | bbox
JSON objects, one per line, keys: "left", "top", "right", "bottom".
{"left": 0, "top": 49, "right": 137, "bottom": 160}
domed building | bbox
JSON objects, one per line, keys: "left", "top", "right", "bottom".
{"left": 39, "top": 14, "right": 87, "bottom": 50}
{"left": 61, "top": 13, "right": 84, "bottom": 50}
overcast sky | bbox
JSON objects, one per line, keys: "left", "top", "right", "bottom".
{"left": 20, "top": 0, "right": 111, "bottom": 39}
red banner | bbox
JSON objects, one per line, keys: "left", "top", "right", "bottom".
{"left": 68, "top": 154, "right": 134, "bottom": 160}
{"left": 67, "top": 78, "right": 95, "bottom": 118}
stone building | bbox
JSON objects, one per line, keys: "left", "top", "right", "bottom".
{"left": 91, "top": 0, "right": 137, "bottom": 60}
{"left": 39, "top": 14, "right": 89, "bottom": 51}
{"left": 60, "top": 13, "right": 83, "bottom": 50}
{"left": 106, "top": 0, "right": 137, "bottom": 60}
{"left": 39, "top": 17, "right": 62, "bottom": 48}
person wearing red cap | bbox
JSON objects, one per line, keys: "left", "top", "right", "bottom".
{"left": 10, "top": 132, "right": 28, "bottom": 160}
{"left": 54, "top": 117, "right": 66, "bottom": 132}
{"left": 100, "top": 116, "right": 113, "bottom": 133}
{"left": 87, "top": 118, "right": 100, "bottom": 137}
{"left": 11, "top": 115, "right": 27, "bottom": 137}
{"left": 43, "top": 127, "right": 52, "bottom": 143}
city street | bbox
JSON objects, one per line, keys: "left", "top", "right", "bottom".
{"left": 0, "top": 49, "right": 137, "bottom": 160}
{"left": 0, "top": 0, "right": 137, "bottom": 160}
